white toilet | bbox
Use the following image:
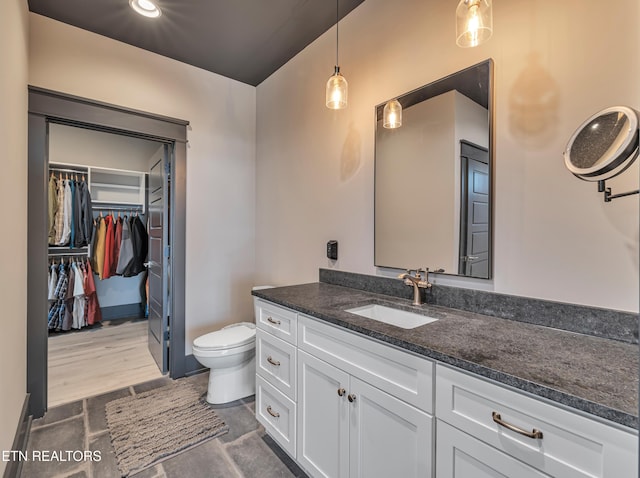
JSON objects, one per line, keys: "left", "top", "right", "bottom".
{"left": 192, "top": 286, "right": 273, "bottom": 404}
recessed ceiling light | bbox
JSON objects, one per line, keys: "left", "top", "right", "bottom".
{"left": 129, "top": 0, "right": 162, "bottom": 18}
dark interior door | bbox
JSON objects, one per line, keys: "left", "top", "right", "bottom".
{"left": 459, "top": 141, "right": 490, "bottom": 277}
{"left": 148, "top": 144, "right": 170, "bottom": 373}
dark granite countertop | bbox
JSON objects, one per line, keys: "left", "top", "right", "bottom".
{"left": 252, "top": 282, "right": 639, "bottom": 430}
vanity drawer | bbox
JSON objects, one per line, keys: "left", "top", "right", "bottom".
{"left": 255, "top": 299, "right": 297, "bottom": 345}
{"left": 256, "top": 328, "right": 297, "bottom": 400}
{"left": 435, "top": 364, "right": 638, "bottom": 478}
{"left": 256, "top": 375, "right": 296, "bottom": 458}
{"left": 298, "top": 314, "right": 433, "bottom": 414}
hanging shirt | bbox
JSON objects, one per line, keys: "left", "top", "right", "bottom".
{"left": 58, "top": 180, "right": 72, "bottom": 245}
{"left": 72, "top": 180, "right": 84, "bottom": 247}
{"left": 84, "top": 260, "right": 102, "bottom": 325}
{"left": 47, "top": 264, "right": 58, "bottom": 301}
{"left": 112, "top": 216, "right": 123, "bottom": 276}
{"left": 48, "top": 263, "right": 68, "bottom": 330}
{"left": 61, "top": 264, "right": 76, "bottom": 331}
{"left": 94, "top": 217, "right": 107, "bottom": 279}
{"left": 116, "top": 217, "right": 134, "bottom": 275}
{"left": 72, "top": 262, "right": 86, "bottom": 329}
{"left": 103, "top": 215, "right": 115, "bottom": 280}
{"left": 54, "top": 179, "right": 65, "bottom": 245}
{"left": 69, "top": 180, "right": 76, "bottom": 248}
{"left": 48, "top": 176, "right": 58, "bottom": 245}
{"left": 79, "top": 181, "right": 93, "bottom": 248}
{"left": 124, "top": 215, "right": 148, "bottom": 277}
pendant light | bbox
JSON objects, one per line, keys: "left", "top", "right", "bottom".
{"left": 383, "top": 100, "right": 402, "bottom": 129}
{"left": 326, "top": 0, "right": 348, "bottom": 109}
{"left": 456, "top": 0, "right": 493, "bottom": 48}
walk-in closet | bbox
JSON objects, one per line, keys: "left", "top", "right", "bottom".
{"left": 46, "top": 123, "right": 165, "bottom": 406}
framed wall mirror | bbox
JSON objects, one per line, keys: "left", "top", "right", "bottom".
{"left": 375, "top": 60, "right": 493, "bottom": 279}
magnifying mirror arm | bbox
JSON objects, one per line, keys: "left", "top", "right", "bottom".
{"left": 598, "top": 179, "right": 640, "bottom": 203}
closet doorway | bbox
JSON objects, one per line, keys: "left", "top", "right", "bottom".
{"left": 28, "top": 87, "right": 188, "bottom": 418}
{"left": 47, "top": 124, "right": 166, "bottom": 406}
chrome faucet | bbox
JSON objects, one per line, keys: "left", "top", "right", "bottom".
{"left": 398, "top": 268, "right": 432, "bottom": 306}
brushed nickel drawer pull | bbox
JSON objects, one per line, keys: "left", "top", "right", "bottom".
{"left": 337, "top": 388, "right": 346, "bottom": 397}
{"left": 492, "top": 412, "right": 543, "bottom": 439}
{"left": 267, "top": 356, "right": 281, "bottom": 366}
{"left": 348, "top": 393, "right": 357, "bottom": 403}
{"left": 267, "top": 405, "right": 280, "bottom": 418}
{"left": 267, "top": 316, "right": 281, "bottom": 325}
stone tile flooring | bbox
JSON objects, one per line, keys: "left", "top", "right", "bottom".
{"left": 21, "top": 373, "right": 308, "bottom": 478}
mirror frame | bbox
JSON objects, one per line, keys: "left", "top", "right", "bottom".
{"left": 374, "top": 59, "right": 495, "bottom": 279}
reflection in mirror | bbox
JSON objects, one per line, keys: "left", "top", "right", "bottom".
{"left": 375, "top": 60, "right": 493, "bottom": 279}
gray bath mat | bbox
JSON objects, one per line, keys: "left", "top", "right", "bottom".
{"left": 105, "top": 381, "right": 228, "bottom": 476}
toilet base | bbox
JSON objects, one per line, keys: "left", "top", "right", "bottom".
{"left": 206, "top": 355, "right": 256, "bottom": 404}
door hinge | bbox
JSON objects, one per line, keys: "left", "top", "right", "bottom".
{"left": 164, "top": 245, "right": 170, "bottom": 258}
{"left": 164, "top": 329, "right": 170, "bottom": 341}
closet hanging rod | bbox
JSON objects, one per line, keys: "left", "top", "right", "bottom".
{"left": 48, "top": 251, "right": 88, "bottom": 257}
{"left": 49, "top": 166, "right": 89, "bottom": 174}
{"left": 93, "top": 204, "right": 144, "bottom": 211}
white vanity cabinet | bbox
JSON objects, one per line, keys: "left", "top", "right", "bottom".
{"left": 254, "top": 300, "right": 299, "bottom": 457}
{"left": 435, "top": 364, "right": 638, "bottom": 478}
{"left": 254, "top": 298, "right": 638, "bottom": 478}
{"left": 297, "top": 314, "right": 434, "bottom": 478}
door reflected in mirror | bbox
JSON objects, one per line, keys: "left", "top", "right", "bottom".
{"left": 375, "top": 60, "right": 493, "bottom": 279}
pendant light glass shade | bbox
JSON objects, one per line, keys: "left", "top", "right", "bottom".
{"left": 456, "top": 0, "right": 492, "bottom": 48}
{"left": 326, "top": 67, "right": 348, "bottom": 110}
{"left": 326, "top": 0, "right": 347, "bottom": 109}
{"left": 383, "top": 100, "right": 402, "bottom": 129}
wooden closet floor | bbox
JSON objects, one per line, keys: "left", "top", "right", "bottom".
{"left": 48, "top": 318, "right": 164, "bottom": 407}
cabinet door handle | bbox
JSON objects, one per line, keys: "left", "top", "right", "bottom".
{"left": 267, "top": 405, "right": 280, "bottom": 418}
{"left": 492, "top": 412, "right": 543, "bottom": 439}
{"left": 337, "top": 388, "right": 346, "bottom": 397}
{"left": 267, "top": 316, "right": 281, "bottom": 325}
{"left": 267, "top": 356, "right": 281, "bottom": 366}
{"left": 348, "top": 393, "right": 356, "bottom": 403}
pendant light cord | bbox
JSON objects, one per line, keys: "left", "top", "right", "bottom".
{"left": 335, "top": 0, "right": 339, "bottom": 67}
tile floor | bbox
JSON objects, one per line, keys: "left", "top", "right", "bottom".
{"left": 21, "top": 373, "right": 308, "bottom": 478}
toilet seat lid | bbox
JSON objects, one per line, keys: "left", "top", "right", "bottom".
{"left": 193, "top": 322, "right": 255, "bottom": 350}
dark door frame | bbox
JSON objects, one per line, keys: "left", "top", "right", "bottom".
{"left": 27, "top": 86, "right": 188, "bottom": 418}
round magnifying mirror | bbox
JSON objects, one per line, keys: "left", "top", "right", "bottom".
{"left": 563, "top": 106, "right": 638, "bottom": 181}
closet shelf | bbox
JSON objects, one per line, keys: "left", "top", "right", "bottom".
{"left": 91, "top": 182, "right": 141, "bottom": 190}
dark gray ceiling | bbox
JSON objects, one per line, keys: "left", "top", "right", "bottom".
{"left": 28, "top": 0, "right": 365, "bottom": 86}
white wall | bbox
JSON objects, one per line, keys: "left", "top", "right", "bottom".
{"left": 29, "top": 13, "right": 257, "bottom": 354}
{"left": 0, "top": 0, "right": 28, "bottom": 472}
{"left": 49, "top": 123, "right": 160, "bottom": 172}
{"left": 256, "top": 0, "right": 640, "bottom": 313}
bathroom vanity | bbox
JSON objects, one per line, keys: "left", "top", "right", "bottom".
{"left": 253, "top": 282, "right": 638, "bottom": 478}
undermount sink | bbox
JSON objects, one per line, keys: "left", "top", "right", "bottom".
{"left": 345, "top": 304, "right": 438, "bottom": 329}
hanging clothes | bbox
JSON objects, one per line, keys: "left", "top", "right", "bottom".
{"left": 84, "top": 260, "right": 102, "bottom": 325}
{"left": 112, "top": 216, "right": 123, "bottom": 277}
{"left": 61, "top": 264, "right": 75, "bottom": 331}
{"left": 116, "top": 216, "right": 134, "bottom": 275}
{"left": 48, "top": 176, "right": 58, "bottom": 245}
{"left": 69, "top": 179, "right": 76, "bottom": 248}
{"left": 123, "top": 215, "right": 148, "bottom": 277}
{"left": 58, "top": 179, "right": 72, "bottom": 246}
{"left": 79, "top": 180, "right": 93, "bottom": 247}
{"left": 53, "top": 178, "right": 65, "bottom": 245}
{"left": 102, "top": 215, "right": 115, "bottom": 280}
{"left": 72, "top": 261, "right": 86, "bottom": 329}
{"left": 94, "top": 216, "right": 107, "bottom": 279}
{"left": 72, "top": 179, "right": 84, "bottom": 247}
{"left": 47, "top": 263, "right": 58, "bottom": 302}
{"left": 48, "top": 262, "right": 68, "bottom": 330}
